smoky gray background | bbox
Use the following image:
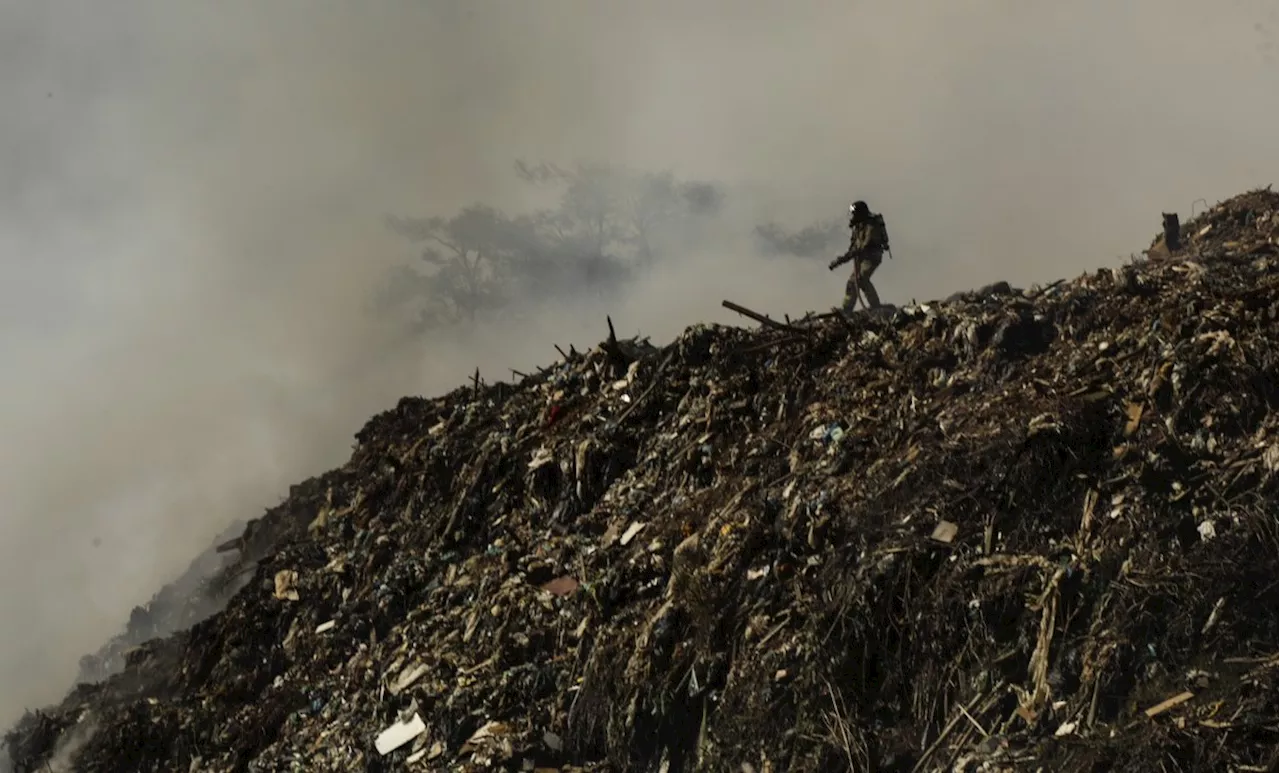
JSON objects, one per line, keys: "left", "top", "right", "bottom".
{"left": 0, "top": 0, "right": 1274, "bottom": 725}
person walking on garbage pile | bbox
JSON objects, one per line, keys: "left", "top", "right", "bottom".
{"left": 828, "top": 200, "right": 891, "bottom": 312}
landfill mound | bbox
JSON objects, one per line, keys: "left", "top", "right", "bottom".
{"left": 5, "top": 189, "right": 1278, "bottom": 773}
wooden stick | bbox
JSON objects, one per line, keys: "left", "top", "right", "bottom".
{"left": 601, "top": 315, "right": 630, "bottom": 372}
{"left": 740, "top": 337, "right": 804, "bottom": 354}
{"left": 721, "top": 300, "right": 806, "bottom": 333}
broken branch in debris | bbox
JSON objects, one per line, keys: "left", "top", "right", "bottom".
{"left": 721, "top": 299, "right": 807, "bottom": 333}
{"left": 740, "top": 336, "right": 806, "bottom": 354}
{"left": 601, "top": 315, "right": 632, "bottom": 374}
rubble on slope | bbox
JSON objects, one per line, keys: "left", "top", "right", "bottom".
{"left": 5, "top": 189, "right": 1277, "bottom": 773}
{"left": 71, "top": 520, "right": 250, "bottom": 686}
{"left": 1145, "top": 185, "right": 1278, "bottom": 260}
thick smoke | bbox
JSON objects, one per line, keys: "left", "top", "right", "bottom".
{"left": 0, "top": 0, "right": 1273, "bottom": 725}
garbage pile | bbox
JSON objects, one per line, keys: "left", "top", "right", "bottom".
{"left": 5, "top": 189, "right": 1277, "bottom": 773}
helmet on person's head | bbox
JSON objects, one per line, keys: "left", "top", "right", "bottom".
{"left": 850, "top": 200, "right": 870, "bottom": 217}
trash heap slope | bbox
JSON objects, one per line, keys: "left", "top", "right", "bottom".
{"left": 5, "top": 188, "right": 1278, "bottom": 773}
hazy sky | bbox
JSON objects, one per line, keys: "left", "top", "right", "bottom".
{"left": 0, "top": 0, "right": 1274, "bottom": 726}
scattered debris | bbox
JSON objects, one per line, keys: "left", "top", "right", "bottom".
{"left": 540, "top": 575, "right": 580, "bottom": 596}
{"left": 618, "top": 521, "right": 646, "bottom": 546}
{"left": 930, "top": 520, "right": 959, "bottom": 544}
{"left": 388, "top": 662, "right": 428, "bottom": 695}
{"left": 1144, "top": 691, "right": 1195, "bottom": 719}
{"left": 272, "top": 570, "right": 299, "bottom": 601}
{"left": 375, "top": 712, "right": 427, "bottom": 756}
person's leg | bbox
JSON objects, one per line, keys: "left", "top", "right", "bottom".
{"left": 843, "top": 270, "right": 862, "bottom": 311}
{"left": 858, "top": 275, "right": 881, "bottom": 308}
{"left": 856, "top": 256, "right": 882, "bottom": 307}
